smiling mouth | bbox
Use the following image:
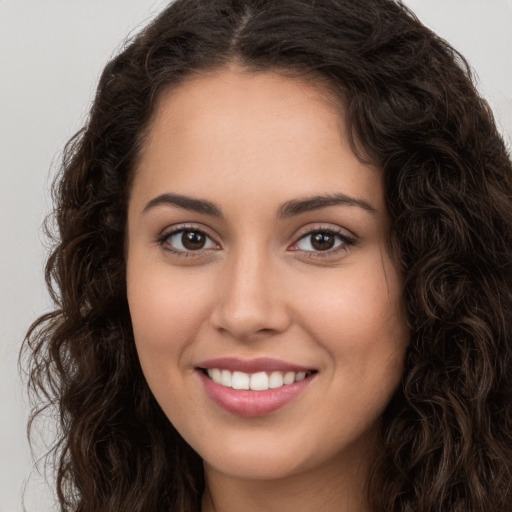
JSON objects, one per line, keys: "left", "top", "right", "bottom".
{"left": 200, "top": 368, "right": 317, "bottom": 391}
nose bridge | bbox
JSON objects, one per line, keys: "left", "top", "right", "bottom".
{"left": 211, "top": 240, "right": 289, "bottom": 339}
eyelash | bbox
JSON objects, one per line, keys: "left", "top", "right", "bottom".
{"left": 156, "top": 225, "right": 356, "bottom": 258}
{"left": 156, "top": 225, "right": 218, "bottom": 258}
{"left": 292, "top": 227, "right": 356, "bottom": 258}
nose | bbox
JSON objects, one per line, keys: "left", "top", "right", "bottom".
{"left": 210, "top": 249, "right": 291, "bottom": 341}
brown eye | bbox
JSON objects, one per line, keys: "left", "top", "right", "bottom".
{"left": 310, "top": 231, "right": 336, "bottom": 251}
{"left": 294, "top": 229, "right": 354, "bottom": 254}
{"left": 162, "top": 228, "right": 218, "bottom": 253}
{"left": 182, "top": 230, "right": 206, "bottom": 250}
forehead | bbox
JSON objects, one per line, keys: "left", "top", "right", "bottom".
{"left": 141, "top": 68, "right": 343, "bottom": 157}
{"left": 131, "top": 67, "right": 383, "bottom": 214}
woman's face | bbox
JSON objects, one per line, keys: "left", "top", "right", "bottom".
{"left": 126, "top": 68, "right": 409, "bottom": 482}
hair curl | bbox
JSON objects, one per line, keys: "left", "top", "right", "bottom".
{"left": 24, "top": 0, "right": 512, "bottom": 510}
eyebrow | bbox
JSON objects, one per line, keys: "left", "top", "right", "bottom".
{"left": 278, "top": 193, "right": 377, "bottom": 218}
{"left": 143, "top": 193, "right": 223, "bottom": 217}
{"left": 142, "top": 192, "right": 376, "bottom": 218}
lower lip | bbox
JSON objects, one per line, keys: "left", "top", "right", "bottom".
{"left": 198, "top": 371, "right": 314, "bottom": 417}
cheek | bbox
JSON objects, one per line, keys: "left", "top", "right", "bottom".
{"left": 295, "top": 263, "right": 405, "bottom": 347}
{"left": 126, "top": 260, "right": 214, "bottom": 369}
{"left": 126, "top": 263, "right": 217, "bottom": 423}
{"left": 292, "top": 257, "right": 408, "bottom": 411}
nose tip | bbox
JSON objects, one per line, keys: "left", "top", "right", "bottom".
{"left": 210, "top": 258, "right": 290, "bottom": 341}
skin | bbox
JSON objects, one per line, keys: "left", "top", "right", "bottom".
{"left": 126, "top": 67, "right": 410, "bottom": 512}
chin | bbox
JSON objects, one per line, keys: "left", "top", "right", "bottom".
{"left": 203, "top": 450, "right": 306, "bottom": 481}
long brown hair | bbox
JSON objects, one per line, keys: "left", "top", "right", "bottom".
{"left": 24, "top": 0, "right": 512, "bottom": 510}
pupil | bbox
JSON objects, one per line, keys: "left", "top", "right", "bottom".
{"left": 182, "top": 231, "right": 205, "bottom": 250}
{"left": 311, "top": 232, "right": 334, "bottom": 251}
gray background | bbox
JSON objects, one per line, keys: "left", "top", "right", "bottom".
{"left": 1, "top": 1, "right": 511, "bottom": 510}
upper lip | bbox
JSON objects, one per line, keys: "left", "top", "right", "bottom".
{"left": 195, "top": 357, "right": 314, "bottom": 373}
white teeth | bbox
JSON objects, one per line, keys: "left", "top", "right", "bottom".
{"left": 231, "top": 371, "right": 250, "bottom": 390}
{"left": 208, "top": 368, "right": 222, "bottom": 384}
{"left": 220, "top": 369, "right": 232, "bottom": 387}
{"left": 283, "top": 371, "right": 296, "bottom": 385}
{"left": 205, "top": 368, "right": 312, "bottom": 390}
{"left": 250, "top": 371, "right": 269, "bottom": 391}
{"left": 269, "top": 371, "right": 284, "bottom": 388}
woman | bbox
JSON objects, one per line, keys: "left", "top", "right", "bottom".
{"left": 25, "top": 0, "right": 512, "bottom": 510}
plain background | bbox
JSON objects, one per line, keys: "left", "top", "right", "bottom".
{"left": 1, "top": 1, "right": 511, "bottom": 510}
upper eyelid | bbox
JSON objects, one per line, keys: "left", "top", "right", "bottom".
{"left": 160, "top": 223, "right": 219, "bottom": 240}
{"left": 297, "top": 227, "right": 349, "bottom": 238}
{"left": 293, "top": 223, "right": 356, "bottom": 241}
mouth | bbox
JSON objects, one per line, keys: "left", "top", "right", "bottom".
{"left": 195, "top": 357, "right": 317, "bottom": 416}
{"left": 199, "top": 368, "right": 316, "bottom": 391}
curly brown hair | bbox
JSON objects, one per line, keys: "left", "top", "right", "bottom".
{"left": 24, "top": 0, "right": 512, "bottom": 510}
